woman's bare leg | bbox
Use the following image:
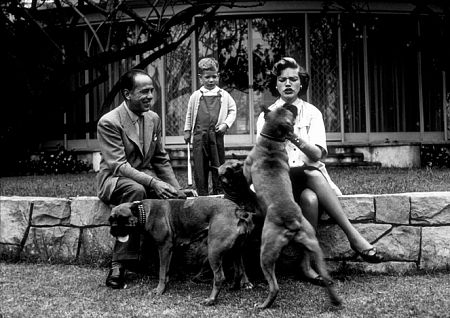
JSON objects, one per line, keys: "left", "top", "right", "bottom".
{"left": 304, "top": 169, "right": 373, "bottom": 252}
{"left": 298, "top": 188, "right": 320, "bottom": 279}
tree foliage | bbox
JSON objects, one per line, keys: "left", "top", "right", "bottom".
{"left": 0, "top": 0, "right": 265, "bottom": 177}
{"left": 0, "top": 0, "right": 264, "bottom": 175}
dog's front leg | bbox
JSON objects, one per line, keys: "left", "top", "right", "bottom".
{"left": 154, "top": 240, "right": 173, "bottom": 295}
{"left": 294, "top": 229, "right": 342, "bottom": 306}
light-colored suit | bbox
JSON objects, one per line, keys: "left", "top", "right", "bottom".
{"left": 97, "top": 101, "right": 180, "bottom": 203}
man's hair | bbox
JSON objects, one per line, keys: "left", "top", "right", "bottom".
{"left": 120, "top": 69, "right": 150, "bottom": 97}
{"left": 198, "top": 57, "right": 219, "bottom": 73}
{"left": 269, "top": 57, "right": 310, "bottom": 96}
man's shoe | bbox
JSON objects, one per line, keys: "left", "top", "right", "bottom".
{"left": 105, "top": 266, "right": 125, "bottom": 289}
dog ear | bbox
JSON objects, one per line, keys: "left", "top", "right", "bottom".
{"left": 282, "top": 103, "right": 298, "bottom": 119}
{"left": 219, "top": 164, "right": 235, "bottom": 186}
{"left": 232, "top": 160, "right": 243, "bottom": 170}
{"left": 260, "top": 105, "right": 271, "bottom": 119}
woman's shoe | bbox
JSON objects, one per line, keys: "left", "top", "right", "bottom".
{"left": 350, "top": 244, "right": 384, "bottom": 263}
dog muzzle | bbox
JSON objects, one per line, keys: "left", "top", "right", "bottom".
{"left": 109, "top": 202, "right": 147, "bottom": 237}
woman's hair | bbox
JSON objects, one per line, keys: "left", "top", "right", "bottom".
{"left": 198, "top": 57, "right": 219, "bottom": 73}
{"left": 269, "top": 57, "right": 310, "bottom": 96}
{"left": 120, "top": 69, "right": 150, "bottom": 97}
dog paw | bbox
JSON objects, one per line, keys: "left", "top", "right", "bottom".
{"left": 242, "top": 282, "right": 254, "bottom": 290}
{"left": 152, "top": 286, "right": 165, "bottom": 295}
{"left": 201, "top": 298, "right": 216, "bottom": 306}
{"left": 254, "top": 302, "right": 267, "bottom": 310}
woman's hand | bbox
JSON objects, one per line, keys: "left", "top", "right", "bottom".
{"left": 288, "top": 134, "right": 323, "bottom": 162}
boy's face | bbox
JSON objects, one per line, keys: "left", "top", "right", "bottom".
{"left": 199, "top": 70, "right": 219, "bottom": 90}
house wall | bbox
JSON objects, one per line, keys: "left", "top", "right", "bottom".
{"left": 354, "top": 145, "right": 421, "bottom": 168}
{"left": 56, "top": 1, "right": 448, "bottom": 152}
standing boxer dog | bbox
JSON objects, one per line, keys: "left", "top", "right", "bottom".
{"left": 109, "top": 161, "right": 254, "bottom": 306}
{"left": 243, "top": 105, "right": 342, "bottom": 309}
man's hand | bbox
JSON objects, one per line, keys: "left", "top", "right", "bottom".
{"left": 183, "top": 130, "right": 191, "bottom": 144}
{"left": 151, "top": 179, "right": 179, "bottom": 199}
{"left": 215, "top": 123, "right": 228, "bottom": 134}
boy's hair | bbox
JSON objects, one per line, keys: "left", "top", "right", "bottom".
{"left": 198, "top": 57, "right": 219, "bottom": 73}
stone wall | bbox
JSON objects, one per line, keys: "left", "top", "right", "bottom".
{"left": 1, "top": 193, "right": 450, "bottom": 274}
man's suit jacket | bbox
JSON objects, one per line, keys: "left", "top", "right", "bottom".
{"left": 97, "top": 102, "right": 180, "bottom": 203}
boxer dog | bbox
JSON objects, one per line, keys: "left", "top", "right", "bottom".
{"left": 243, "top": 104, "right": 342, "bottom": 309}
{"left": 108, "top": 161, "right": 254, "bottom": 306}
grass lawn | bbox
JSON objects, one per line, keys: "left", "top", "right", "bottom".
{"left": 1, "top": 167, "right": 450, "bottom": 197}
{"left": 1, "top": 167, "right": 449, "bottom": 317}
{"left": 1, "top": 263, "right": 449, "bottom": 318}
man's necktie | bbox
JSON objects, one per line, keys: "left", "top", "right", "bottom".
{"left": 138, "top": 116, "right": 144, "bottom": 148}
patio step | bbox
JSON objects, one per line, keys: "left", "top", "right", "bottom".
{"left": 166, "top": 145, "right": 381, "bottom": 169}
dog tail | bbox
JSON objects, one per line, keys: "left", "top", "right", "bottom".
{"left": 235, "top": 208, "right": 254, "bottom": 236}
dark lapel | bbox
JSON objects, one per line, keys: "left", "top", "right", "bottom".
{"left": 118, "top": 102, "right": 143, "bottom": 155}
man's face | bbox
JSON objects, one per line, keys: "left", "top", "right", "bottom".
{"left": 125, "top": 74, "right": 154, "bottom": 114}
{"left": 276, "top": 67, "right": 301, "bottom": 103}
{"left": 199, "top": 70, "right": 219, "bottom": 90}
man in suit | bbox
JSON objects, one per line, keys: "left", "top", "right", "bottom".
{"left": 97, "top": 69, "right": 183, "bottom": 289}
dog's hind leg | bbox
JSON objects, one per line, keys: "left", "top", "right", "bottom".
{"left": 293, "top": 228, "right": 342, "bottom": 306}
{"left": 201, "top": 241, "right": 227, "bottom": 306}
{"left": 202, "top": 225, "right": 238, "bottom": 306}
{"left": 257, "top": 222, "right": 288, "bottom": 309}
{"left": 192, "top": 256, "right": 212, "bottom": 284}
{"left": 231, "top": 251, "right": 253, "bottom": 290}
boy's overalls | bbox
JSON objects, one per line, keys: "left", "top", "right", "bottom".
{"left": 192, "top": 91, "right": 225, "bottom": 195}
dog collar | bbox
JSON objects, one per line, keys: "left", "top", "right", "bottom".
{"left": 260, "top": 132, "right": 286, "bottom": 142}
{"left": 137, "top": 203, "right": 146, "bottom": 226}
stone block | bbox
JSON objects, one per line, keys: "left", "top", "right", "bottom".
{"left": 0, "top": 196, "right": 30, "bottom": 244}
{"left": 79, "top": 226, "right": 114, "bottom": 262}
{"left": 30, "top": 197, "right": 71, "bottom": 226}
{"left": 375, "top": 226, "right": 421, "bottom": 262}
{"left": 70, "top": 197, "right": 111, "bottom": 227}
{"left": 410, "top": 192, "right": 450, "bottom": 225}
{"left": 318, "top": 223, "right": 392, "bottom": 259}
{"left": 338, "top": 194, "right": 375, "bottom": 221}
{"left": 375, "top": 194, "right": 410, "bottom": 224}
{"left": 421, "top": 226, "right": 450, "bottom": 270}
{"left": 22, "top": 226, "right": 80, "bottom": 261}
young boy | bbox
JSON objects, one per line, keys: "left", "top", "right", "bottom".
{"left": 184, "top": 57, "right": 237, "bottom": 195}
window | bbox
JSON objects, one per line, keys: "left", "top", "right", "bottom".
{"left": 198, "top": 18, "right": 249, "bottom": 135}
{"left": 367, "top": 15, "right": 420, "bottom": 132}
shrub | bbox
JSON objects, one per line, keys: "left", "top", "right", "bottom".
{"left": 16, "top": 145, "right": 91, "bottom": 175}
{"left": 420, "top": 144, "right": 450, "bottom": 168}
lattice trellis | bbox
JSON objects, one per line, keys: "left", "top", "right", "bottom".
{"left": 309, "top": 16, "right": 340, "bottom": 133}
{"left": 165, "top": 38, "right": 192, "bottom": 137}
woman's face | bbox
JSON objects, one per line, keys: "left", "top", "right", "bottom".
{"left": 276, "top": 67, "right": 301, "bottom": 103}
